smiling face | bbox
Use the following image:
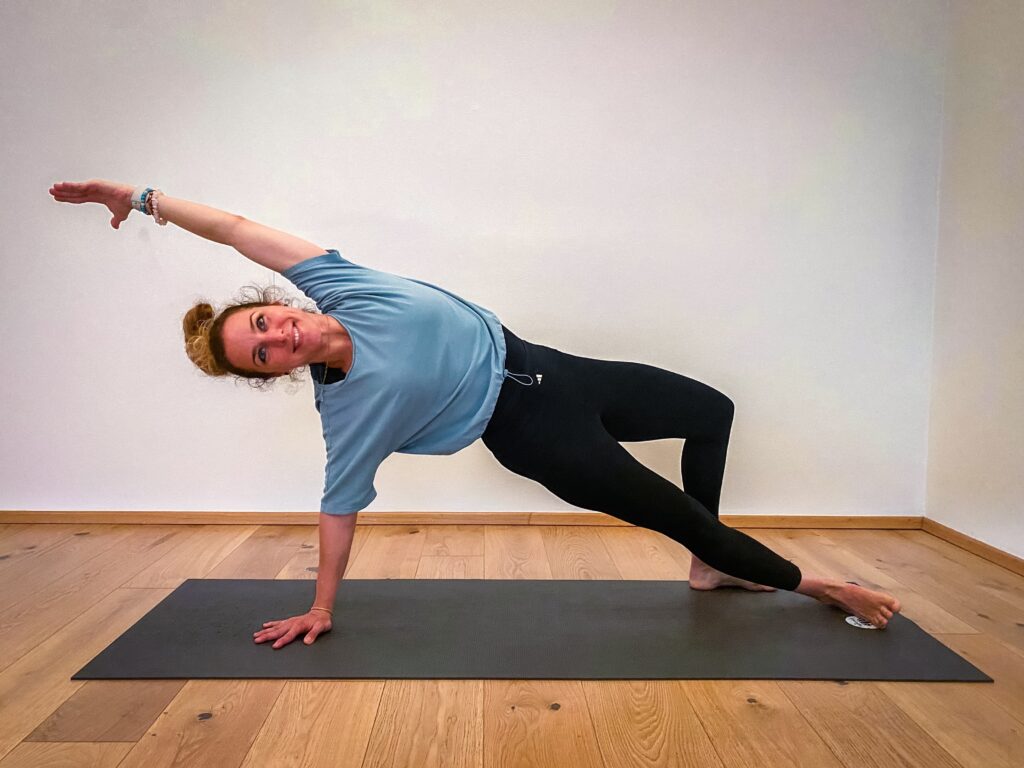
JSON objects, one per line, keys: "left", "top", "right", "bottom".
{"left": 220, "top": 302, "right": 328, "bottom": 376}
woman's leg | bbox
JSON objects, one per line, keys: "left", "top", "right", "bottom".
{"left": 595, "top": 358, "right": 735, "bottom": 518}
{"left": 535, "top": 417, "right": 804, "bottom": 590}
{"left": 484, "top": 333, "right": 901, "bottom": 624}
{"left": 486, "top": 344, "right": 802, "bottom": 589}
{"left": 588, "top": 358, "right": 770, "bottom": 587}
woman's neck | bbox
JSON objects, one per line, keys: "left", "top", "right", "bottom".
{"left": 320, "top": 314, "right": 353, "bottom": 371}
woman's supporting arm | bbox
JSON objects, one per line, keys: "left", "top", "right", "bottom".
{"left": 312, "top": 512, "right": 359, "bottom": 612}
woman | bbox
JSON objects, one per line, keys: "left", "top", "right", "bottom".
{"left": 49, "top": 178, "right": 901, "bottom": 649}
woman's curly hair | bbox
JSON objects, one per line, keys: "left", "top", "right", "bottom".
{"left": 182, "top": 283, "right": 318, "bottom": 391}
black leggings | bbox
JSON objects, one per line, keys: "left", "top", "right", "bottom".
{"left": 482, "top": 325, "right": 803, "bottom": 591}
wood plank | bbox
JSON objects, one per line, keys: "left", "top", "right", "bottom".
{"left": 779, "top": 681, "right": 961, "bottom": 768}
{"left": 0, "top": 587, "right": 171, "bottom": 762}
{"left": 25, "top": 680, "right": 185, "bottom": 742}
{"left": 0, "top": 526, "right": 137, "bottom": 613}
{"left": 596, "top": 526, "right": 690, "bottom": 580}
{"left": 581, "top": 681, "right": 723, "bottom": 767}
{"left": 204, "top": 525, "right": 316, "bottom": 579}
{"left": 0, "top": 527, "right": 195, "bottom": 674}
{"left": 686, "top": 681, "right": 844, "bottom": 767}
{"left": 115, "top": 680, "right": 286, "bottom": 768}
{"left": 362, "top": 681, "right": 483, "bottom": 768}
{"left": 935, "top": 633, "right": 1024, "bottom": 725}
{"left": 484, "top": 680, "right": 606, "bottom": 768}
{"left": 483, "top": 526, "right": 553, "bottom": 580}
{"left": 409, "top": 524, "right": 487, "bottom": 579}
{"left": 879, "top": 682, "right": 1024, "bottom": 768}
{"left": 239, "top": 681, "right": 386, "bottom": 768}
{"left": 0, "top": 741, "right": 132, "bottom": 767}
{"left": 0, "top": 524, "right": 103, "bottom": 577}
{"left": 416, "top": 555, "right": 485, "bottom": 579}
{"left": 124, "top": 525, "right": 259, "bottom": 587}
{"left": 344, "top": 525, "right": 428, "bottom": 579}
{"left": 421, "top": 525, "right": 485, "bottom": 557}
{"left": 538, "top": 525, "right": 623, "bottom": 579}
{"left": 901, "top": 531, "right": 1024, "bottom": 612}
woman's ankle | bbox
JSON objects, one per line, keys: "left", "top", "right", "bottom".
{"left": 794, "top": 574, "right": 842, "bottom": 599}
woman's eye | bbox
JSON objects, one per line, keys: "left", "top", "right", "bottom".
{"left": 257, "top": 315, "right": 266, "bottom": 331}
{"left": 259, "top": 347, "right": 266, "bottom": 363}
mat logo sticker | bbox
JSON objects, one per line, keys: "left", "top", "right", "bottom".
{"left": 845, "top": 615, "right": 880, "bottom": 630}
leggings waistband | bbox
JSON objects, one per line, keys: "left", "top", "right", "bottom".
{"left": 501, "top": 325, "right": 540, "bottom": 386}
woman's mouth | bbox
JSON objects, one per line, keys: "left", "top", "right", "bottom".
{"left": 293, "top": 321, "right": 301, "bottom": 352}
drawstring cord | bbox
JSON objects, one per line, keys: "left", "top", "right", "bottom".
{"left": 503, "top": 368, "right": 543, "bottom": 386}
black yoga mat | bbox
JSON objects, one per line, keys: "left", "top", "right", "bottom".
{"left": 73, "top": 579, "right": 991, "bottom": 682}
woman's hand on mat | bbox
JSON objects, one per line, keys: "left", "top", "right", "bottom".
{"left": 253, "top": 611, "right": 332, "bottom": 649}
{"left": 49, "top": 178, "right": 134, "bottom": 230}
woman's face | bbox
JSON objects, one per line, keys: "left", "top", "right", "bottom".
{"left": 221, "top": 302, "right": 326, "bottom": 375}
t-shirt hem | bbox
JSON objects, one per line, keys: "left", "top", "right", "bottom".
{"left": 320, "top": 488, "right": 376, "bottom": 515}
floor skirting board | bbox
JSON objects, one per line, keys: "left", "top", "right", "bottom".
{"left": 1, "top": 510, "right": 1021, "bottom": 577}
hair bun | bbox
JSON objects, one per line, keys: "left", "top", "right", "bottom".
{"left": 182, "top": 302, "right": 222, "bottom": 376}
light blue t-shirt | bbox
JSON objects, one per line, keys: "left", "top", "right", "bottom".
{"left": 281, "top": 250, "right": 508, "bottom": 515}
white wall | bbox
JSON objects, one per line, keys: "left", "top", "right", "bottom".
{"left": 926, "top": 0, "right": 1024, "bottom": 558}
{"left": 1, "top": 1, "right": 950, "bottom": 519}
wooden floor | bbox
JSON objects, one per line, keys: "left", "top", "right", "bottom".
{"left": 0, "top": 522, "right": 1021, "bottom": 768}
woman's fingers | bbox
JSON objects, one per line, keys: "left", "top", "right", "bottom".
{"left": 272, "top": 627, "right": 302, "bottom": 649}
{"left": 51, "top": 181, "right": 86, "bottom": 194}
{"left": 253, "top": 619, "right": 285, "bottom": 641}
{"left": 254, "top": 615, "right": 328, "bottom": 647}
{"left": 50, "top": 180, "right": 105, "bottom": 202}
{"left": 50, "top": 189, "right": 85, "bottom": 201}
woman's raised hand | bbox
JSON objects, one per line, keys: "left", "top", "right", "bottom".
{"left": 49, "top": 178, "right": 135, "bottom": 230}
{"left": 253, "top": 610, "right": 333, "bottom": 649}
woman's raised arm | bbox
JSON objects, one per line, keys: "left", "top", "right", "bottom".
{"left": 50, "top": 179, "right": 325, "bottom": 272}
{"left": 50, "top": 179, "right": 241, "bottom": 245}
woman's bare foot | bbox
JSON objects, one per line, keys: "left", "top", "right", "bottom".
{"left": 688, "top": 556, "right": 777, "bottom": 592}
{"left": 798, "top": 576, "right": 902, "bottom": 628}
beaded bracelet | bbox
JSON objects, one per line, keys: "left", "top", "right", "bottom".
{"left": 130, "top": 185, "right": 168, "bottom": 226}
{"left": 149, "top": 189, "right": 168, "bottom": 226}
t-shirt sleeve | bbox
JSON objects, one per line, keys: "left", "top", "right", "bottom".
{"left": 280, "top": 249, "right": 351, "bottom": 314}
{"left": 321, "top": 438, "right": 386, "bottom": 515}
{"left": 319, "top": 389, "right": 407, "bottom": 516}
{"left": 320, "top": 458, "right": 378, "bottom": 515}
